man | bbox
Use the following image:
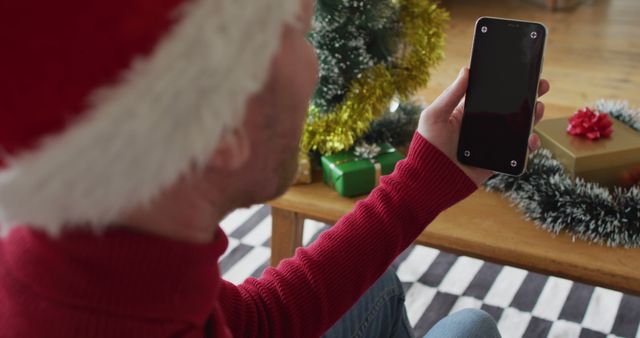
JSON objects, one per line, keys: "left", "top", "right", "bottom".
{"left": 0, "top": 0, "right": 548, "bottom": 336}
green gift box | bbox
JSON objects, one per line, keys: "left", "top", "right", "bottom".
{"left": 321, "top": 143, "right": 405, "bottom": 197}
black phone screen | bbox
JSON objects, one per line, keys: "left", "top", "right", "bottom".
{"left": 458, "top": 17, "right": 546, "bottom": 175}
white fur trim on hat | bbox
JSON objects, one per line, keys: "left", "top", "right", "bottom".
{"left": 0, "top": 0, "right": 302, "bottom": 235}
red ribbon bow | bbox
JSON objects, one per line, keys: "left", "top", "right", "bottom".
{"left": 567, "top": 107, "right": 613, "bottom": 140}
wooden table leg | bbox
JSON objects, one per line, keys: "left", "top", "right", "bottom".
{"left": 270, "top": 207, "right": 305, "bottom": 266}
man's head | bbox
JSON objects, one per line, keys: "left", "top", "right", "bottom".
{"left": 0, "top": 0, "right": 317, "bottom": 239}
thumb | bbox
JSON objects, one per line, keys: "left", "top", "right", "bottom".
{"left": 426, "top": 67, "right": 469, "bottom": 120}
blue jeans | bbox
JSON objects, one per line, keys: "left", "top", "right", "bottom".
{"left": 323, "top": 269, "right": 502, "bottom": 338}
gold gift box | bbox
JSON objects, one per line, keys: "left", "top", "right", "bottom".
{"left": 534, "top": 117, "right": 640, "bottom": 187}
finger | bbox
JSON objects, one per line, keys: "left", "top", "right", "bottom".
{"left": 451, "top": 98, "right": 465, "bottom": 121}
{"left": 538, "top": 79, "right": 550, "bottom": 97}
{"left": 528, "top": 133, "right": 541, "bottom": 152}
{"left": 534, "top": 101, "right": 544, "bottom": 125}
{"left": 426, "top": 67, "right": 469, "bottom": 120}
{"left": 455, "top": 97, "right": 465, "bottom": 112}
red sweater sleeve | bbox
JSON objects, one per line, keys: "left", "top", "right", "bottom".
{"left": 218, "top": 133, "right": 477, "bottom": 337}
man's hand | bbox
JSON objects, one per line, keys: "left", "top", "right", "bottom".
{"left": 417, "top": 67, "right": 550, "bottom": 186}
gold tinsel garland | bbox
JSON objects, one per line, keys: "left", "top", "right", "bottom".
{"left": 302, "top": 0, "right": 449, "bottom": 155}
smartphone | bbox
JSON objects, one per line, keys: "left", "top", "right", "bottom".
{"left": 457, "top": 17, "right": 547, "bottom": 176}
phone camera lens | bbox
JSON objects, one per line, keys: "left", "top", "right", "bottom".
{"left": 481, "top": 26, "right": 488, "bottom": 33}
{"left": 464, "top": 150, "right": 471, "bottom": 157}
{"left": 510, "top": 160, "right": 518, "bottom": 167}
{"left": 530, "top": 31, "right": 538, "bottom": 39}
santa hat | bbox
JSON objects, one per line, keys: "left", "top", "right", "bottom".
{"left": 0, "top": 0, "right": 302, "bottom": 235}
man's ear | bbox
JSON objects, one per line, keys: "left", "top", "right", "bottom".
{"left": 211, "top": 127, "right": 251, "bottom": 170}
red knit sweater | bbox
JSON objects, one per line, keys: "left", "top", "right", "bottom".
{"left": 0, "top": 134, "right": 476, "bottom": 337}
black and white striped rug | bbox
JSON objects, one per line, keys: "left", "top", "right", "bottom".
{"left": 219, "top": 205, "right": 640, "bottom": 338}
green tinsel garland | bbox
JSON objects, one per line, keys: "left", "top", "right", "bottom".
{"left": 597, "top": 99, "right": 640, "bottom": 132}
{"left": 357, "top": 101, "right": 423, "bottom": 148}
{"left": 303, "top": 0, "right": 448, "bottom": 154}
{"left": 485, "top": 100, "right": 640, "bottom": 247}
{"left": 309, "top": 0, "right": 399, "bottom": 112}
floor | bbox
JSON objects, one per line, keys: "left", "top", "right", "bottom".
{"left": 418, "top": 0, "right": 640, "bottom": 114}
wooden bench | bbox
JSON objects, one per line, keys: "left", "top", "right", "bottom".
{"left": 269, "top": 179, "right": 640, "bottom": 295}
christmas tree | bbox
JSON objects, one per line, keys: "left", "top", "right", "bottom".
{"left": 303, "top": 0, "right": 449, "bottom": 155}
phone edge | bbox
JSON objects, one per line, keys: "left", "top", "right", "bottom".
{"left": 457, "top": 16, "right": 548, "bottom": 177}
